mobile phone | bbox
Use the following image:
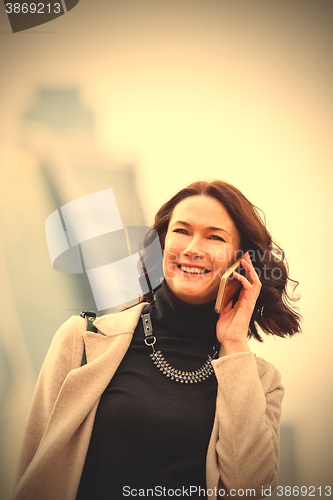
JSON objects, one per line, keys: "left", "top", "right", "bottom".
{"left": 214, "top": 256, "right": 244, "bottom": 313}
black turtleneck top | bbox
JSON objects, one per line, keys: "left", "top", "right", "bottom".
{"left": 76, "top": 281, "right": 220, "bottom": 500}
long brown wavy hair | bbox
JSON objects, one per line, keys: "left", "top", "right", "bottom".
{"left": 138, "top": 180, "right": 301, "bottom": 342}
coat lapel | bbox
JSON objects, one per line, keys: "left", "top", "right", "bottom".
{"left": 14, "top": 306, "right": 148, "bottom": 500}
{"left": 36, "top": 303, "right": 147, "bottom": 463}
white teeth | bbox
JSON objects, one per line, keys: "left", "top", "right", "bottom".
{"left": 180, "top": 265, "right": 207, "bottom": 274}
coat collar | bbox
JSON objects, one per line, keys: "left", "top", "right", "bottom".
{"left": 92, "top": 302, "right": 148, "bottom": 337}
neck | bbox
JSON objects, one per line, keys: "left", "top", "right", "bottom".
{"left": 150, "top": 280, "right": 219, "bottom": 340}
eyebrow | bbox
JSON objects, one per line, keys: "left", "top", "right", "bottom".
{"left": 173, "top": 220, "right": 232, "bottom": 238}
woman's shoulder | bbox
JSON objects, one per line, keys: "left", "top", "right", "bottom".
{"left": 255, "top": 355, "right": 284, "bottom": 392}
{"left": 53, "top": 302, "right": 147, "bottom": 339}
{"left": 255, "top": 355, "right": 281, "bottom": 375}
{"left": 48, "top": 302, "right": 148, "bottom": 354}
{"left": 93, "top": 302, "right": 148, "bottom": 337}
{"left": 41, "top": 315, "right": 87, "bottom": 371}
{"left": 52, "top": 314, "right": 86, "bottom": 346}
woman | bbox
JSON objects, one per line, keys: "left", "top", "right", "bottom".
{"left": 13, "top": 180, "right": 301, "bottom": 500}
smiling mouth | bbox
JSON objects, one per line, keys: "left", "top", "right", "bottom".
{"left": 177, "top": 264, "right": 210, "bottom": 275}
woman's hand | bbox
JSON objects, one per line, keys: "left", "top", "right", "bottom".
{"left": 216, "top": 252, "right": 262, "bottom": 355}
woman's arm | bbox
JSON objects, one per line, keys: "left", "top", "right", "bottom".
{"left": 209, "top": 351, "right": 284, "bottom": 499}
{"left": 208, "top": 252, "right": 284, "bottom": 499}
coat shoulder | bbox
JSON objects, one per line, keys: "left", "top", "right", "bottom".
{"left": 48, "top": 303, "right": 148, "bottom": 368}
{"left": 93, "top": 302, "right": 148, "bottom": 337}
{"left": 50, "top": 315, "right": 86, "bottom": 353}
{"left": 255, "top": 355, "right": 284, "bottom": 394}
{"left": 41, "top": 315, "right": 87, "bottom": 376}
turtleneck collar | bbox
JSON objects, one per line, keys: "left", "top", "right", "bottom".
{"left": 150, "top": 280, "right": 219, "bottom": 340}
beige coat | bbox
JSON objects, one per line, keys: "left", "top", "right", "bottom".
{"left": 12, "top": 303, "right": 284, "bottom": 500}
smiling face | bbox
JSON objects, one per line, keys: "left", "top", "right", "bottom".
{"left": 162, "top": 195, "right": 241, "bottom": 304}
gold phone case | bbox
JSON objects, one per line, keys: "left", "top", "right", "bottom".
{"left": 214, "top": 256, "right": 243, "bottom": 314}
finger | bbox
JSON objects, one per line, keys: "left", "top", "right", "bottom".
{"left": 233, "top": 270, "right": 262, "bottom": 302}
{"left": 233, "top": 270, "right": 252, "bottom": 290}
{"left": 241, "top": 256, "right": 261, "bottom": 287}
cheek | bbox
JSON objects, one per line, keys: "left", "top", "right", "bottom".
{"left": 214, "top": 248, "right": 238, "bottom": 269}
{"left": 164, "top": 237, "right": 180, "bottom": 262}
{"left": 163, "top": 249, "right": 178, "bottom": 282}
{"left": 163, "top": 250, "right": 177, "bottom": 276}
{"left": 213, "top": 249, "right": 226, "bottom": 269}
{"left": 163, "top": 244, "right": 177, "bottom": 272}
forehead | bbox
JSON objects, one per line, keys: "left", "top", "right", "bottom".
{"left": 170, "top": 195, "right": 236, "bottom": 229}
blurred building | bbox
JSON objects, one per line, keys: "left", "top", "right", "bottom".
{"left": 0, "top": 86, "right": 146, "bottom": 498}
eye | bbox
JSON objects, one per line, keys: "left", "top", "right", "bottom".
{"left": 209, "top": 235, "right": 226, "bottom": 242}
{"left": 173, "top": 228, "right": 189, "bottom": 235}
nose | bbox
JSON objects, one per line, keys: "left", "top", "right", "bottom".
{"left": 182, "top": 237, "right": 205, "bottom": 261}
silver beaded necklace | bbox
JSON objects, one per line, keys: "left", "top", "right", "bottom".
{"left": 141, "top": 307, "right": 219, "bottom": 384}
